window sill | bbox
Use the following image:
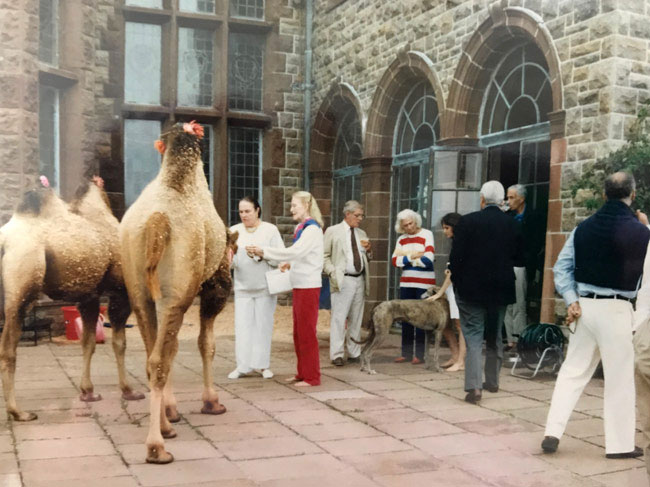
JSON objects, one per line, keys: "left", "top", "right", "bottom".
{"left": 121, "top": 104, "right": 171, "bottom": 120}
{"left": 175, "top": 106, "right": 223, "bottom": 121}
{"left": 228, "top": 17, "right": 273, "bottom": 34}
{"left": 177, "top": 12, "right": 223, "bottom": 28}
{"left": 39, "top": 65, "right": 78, "bottom": 89}
{"left": 227, "top": 110, "right": 273, "bottom": 128}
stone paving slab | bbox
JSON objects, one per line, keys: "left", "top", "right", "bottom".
{"left": 0, "top": 306, "right": 648, "bottom": 487}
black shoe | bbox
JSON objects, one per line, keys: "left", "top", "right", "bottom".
{"left": 482, "top": 382, "right": 499, "bottom": 393}
{"left": 541, "top": 436, "right": 559, "bottom": 453}
{"left": 347, "top": 356, "right": 360, "bottom": 364}
{"left": 331, "top": 357, "right": 344, "bottom": 366}
{"left": 464, "top": 390, "right": 482, "bottom": 404}
{"left": 606, "top": 446, "right": 644, "bottom": 459}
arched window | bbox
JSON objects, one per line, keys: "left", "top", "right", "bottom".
{"left": 389, "top": 80, "right": 440, "bottom": 297}
{"left": 481, "top": 44, "right": 552, "bottom": 135}
{"left": 332, "top": 108, "right": 362, "bottom": 219}
{"left": 394, "top": 82, "right": 440, "bottom": 155}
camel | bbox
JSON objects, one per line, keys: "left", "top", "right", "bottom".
{"left": 0, "top": 176, "right": 144, "bottom": 421}
{"left": 120, "top": 121, "right": 233, "bottom": 464}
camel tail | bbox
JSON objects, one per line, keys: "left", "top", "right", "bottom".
{"left": 144, "top": 212, "right": 171, "bottom": 301}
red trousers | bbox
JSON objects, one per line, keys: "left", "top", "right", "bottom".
{"left": 292, "top": 287, "right": 321, "bottom": 385}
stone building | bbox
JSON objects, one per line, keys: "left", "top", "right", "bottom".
{"left": 308, "top": 0, "right": 650, "bottom": 323}
{"left": 0, "top": 0, "right": 306, "bottom": 237}
{"left": 2, "top": 0, "right": 650, "bottom": 326}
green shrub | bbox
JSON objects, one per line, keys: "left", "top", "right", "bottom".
{"left": 570, "top": 103, "right": 650, "bottom": 214}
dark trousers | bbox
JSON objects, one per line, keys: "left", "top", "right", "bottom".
{"left": 399, "top": 287, "right": 426, "bottom": 360}
{"left": 456, "top": 296, "right": 505, "bottom": 392}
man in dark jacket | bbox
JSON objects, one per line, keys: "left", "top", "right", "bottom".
{"left": 542, "top": 172, "right": 650, "bottom": 458}
{"left": 450, "top": 180, "right": 522, "bottom": 404}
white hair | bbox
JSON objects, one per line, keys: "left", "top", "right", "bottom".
{"left": 508, "top": 184, "right": 527, "bottom": 199}
{"left": 395, "top": 209, "right": 422, "bottom": 234}
{"left": 343, "top": 200, "right": 363, "bottom": 214}
{"left": 480, "top": 180, "right": 505, "bottom": 205}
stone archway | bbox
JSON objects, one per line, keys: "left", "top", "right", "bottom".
{"left": 362, "top": 51, "right": 445, "bottom": 303}
{"left": 446, "top": 4, "right": 566, "bottom": 323}
{"left": 309, "top": 82, "right": 364, "bottom": 227}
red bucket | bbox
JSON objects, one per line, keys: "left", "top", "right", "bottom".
{"left": 61, "top": 306, "right": 107, "bottom": 340}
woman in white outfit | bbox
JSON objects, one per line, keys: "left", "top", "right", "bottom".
{"left": 228, "top": 196, "right": 284, "bottom": 379}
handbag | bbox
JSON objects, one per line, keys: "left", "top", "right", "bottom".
{"left": 265, "top": 268, "right": 292, "bottom": 295}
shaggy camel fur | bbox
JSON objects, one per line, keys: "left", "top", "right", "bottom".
{"left": 356, "top": 289, "right": 450, "bottom": 375}
{"left": 0, "top": 178, "right": 144, "bottom": 421}
{"left": 120, "top": 121, "right": 233, "bottom": 464}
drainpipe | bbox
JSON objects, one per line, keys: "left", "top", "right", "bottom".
{"left": 302, "top": 0, "right": 313, "bottom": 191}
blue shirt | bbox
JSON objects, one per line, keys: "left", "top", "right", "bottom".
{"left": 554, "top": 229, "right": 639, "bottom": 305}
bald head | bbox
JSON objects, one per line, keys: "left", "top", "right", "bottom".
{"left": 604, "top": 172, "right": 635, "bottom": 202}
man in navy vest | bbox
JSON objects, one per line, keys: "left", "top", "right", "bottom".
{"left": 542, "top": 172, "right": 650, "bottom": 458}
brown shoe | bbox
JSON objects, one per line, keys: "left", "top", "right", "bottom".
{"left": 394, "top": 357, "right": 408, "bottom": 363}
{"left": 331, "top": 357, "right": 344, "bottom": 367}
{"left": 411, "top": 357, "right": 423, "bottom": 365}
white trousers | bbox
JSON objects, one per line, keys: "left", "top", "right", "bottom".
{"left": 545, "top": 297, "right": 636, "bottom": 454}
{"left": 329, "top": 275, "right": 365, "bottom": 360}
{"left": 504, "top": 266, "right": 527, "bottom": 343}
{"left": 234, "top": 293, "right": 277, "bottom": 373}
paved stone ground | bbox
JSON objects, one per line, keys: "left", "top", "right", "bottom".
{"left": 0, "top": 305, "right": 647, "bottom": 487}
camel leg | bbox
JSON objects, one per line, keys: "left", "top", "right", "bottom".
{"left": 162, "top": 366, "right": 180, "bottom": 423}
{"left": 0, "top": 304, "right": 37, "bottom": 421}
{"left": 78, "top": 297, "right": 102, "bottom": 402}
{"left": 108, "top": 291, "right": 145, "bottom": 401}
{"left": 197, "top": 271, "right": 228, "bottom": 415}
{"left": 145, "top": 306, "right": 183, "bottom": 464}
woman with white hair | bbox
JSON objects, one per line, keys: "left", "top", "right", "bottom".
{"left": 246, "top": 191, "right": 324, "bottom": 387}
{"left": 391, "top": 209, "right": 436, "bottom": 363}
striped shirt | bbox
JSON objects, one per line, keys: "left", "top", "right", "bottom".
{"left": 391, "top": 228, "right": 436, "bottom": 289}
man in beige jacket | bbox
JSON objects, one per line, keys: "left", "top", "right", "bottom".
{"left": 323, "top": 200, "right": 372, "bottom": 366}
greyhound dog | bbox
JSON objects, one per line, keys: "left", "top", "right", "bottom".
{"left": 356, "top": 287, "right": 450, "bottom": 374}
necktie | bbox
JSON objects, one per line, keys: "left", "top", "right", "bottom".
{"left": 351, "top": 228, "right": 361, "bottom": 272}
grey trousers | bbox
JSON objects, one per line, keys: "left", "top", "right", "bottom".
{"left": 457, "top": 296, "right": 506, "bottom": 392}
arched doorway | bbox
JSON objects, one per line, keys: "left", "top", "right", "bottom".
{"left": 310, "top": 82, "right": 363, "bottom": 227}
{"left": 388, "top": 80, "right": 441, "bottom": 297}
{"left": 445, "top": 6, "right": 564, "bottom": 323}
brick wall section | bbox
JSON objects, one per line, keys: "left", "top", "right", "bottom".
{"left": 0, "top": 0, "right": 39, "bottom": 225}
{"left": 267, "top": 0, "right": 307, "bottom": 240}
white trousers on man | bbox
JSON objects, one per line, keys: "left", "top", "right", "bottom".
{"left": 545, "top": 297, "right": 636, "bottom": 454}
{"left": 234, "top": 292, "right": 277, "bottom": 373}
{"left": 330, "top": 275, "right": 365, "bottom": 360}
{"left": 504, "top": 266, "right": 527, "bottom": 343}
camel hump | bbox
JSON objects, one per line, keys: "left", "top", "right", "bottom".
{"left": 144, "top": 212, "right": 171, "bottom": 301}
{"left": 16, "top": 189, "right": 48, "bottom": 215}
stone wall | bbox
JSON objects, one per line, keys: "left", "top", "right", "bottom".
{"left": 0, "top": 0, "right": 40, "bottom": 225}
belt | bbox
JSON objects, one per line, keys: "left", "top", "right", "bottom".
{"left": 581, "top": 292, "right": 633, "bottom": 303}
{"left": 344, "top": 271, "right": 364, "bottom": 277}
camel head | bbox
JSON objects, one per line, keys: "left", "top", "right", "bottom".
{"left": 155, "top": 121, "right": 205, "bottom": 192}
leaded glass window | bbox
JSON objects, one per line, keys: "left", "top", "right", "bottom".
{"left": 229, "top": 127, "right": 261, "bottom": 225}
{"left": 394, "top": 81, "right": 440, "bottom": 155}
{"left": 332, "top": 109, "right": 362, "bottom": 219}
{"left": 180, "top": 0, "right": 216, "bottom": 13}
{"left": 481, "top": 44, "right": 552, "bottom": 135}
{"left": 39, "top": 85, "right": 60, "bottom": 191}
{"left": 125, "top": 22, "right": 161, "bottom": 105}
{"left": 200, "top": 125, "right": 214, "bottom": 192}
{"left": 39, "top": 0, "right": 58, "bottom": 66}
{"left": 124, "top": 120, "right": 161, "bottom": 206}
{"left": 230, "top": 0, "right": 264, "bottom": 20}
{"left": 228, "top": 33, "right": 264, "bottom": 111}
{"left": 125, "top": 0, "right": 162, "bottom": 8}
{"left": 178, "top": 28, "right": 214, "bottom": 107}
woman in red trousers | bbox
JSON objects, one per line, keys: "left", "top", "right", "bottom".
{"left": 246, "top": 191, "right": 324, "bottom": 387}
